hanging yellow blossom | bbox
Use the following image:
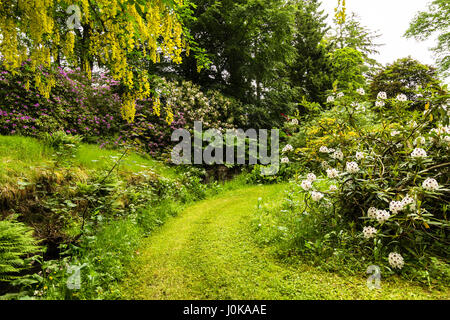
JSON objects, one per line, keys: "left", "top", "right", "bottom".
{"left": 0, "top": 0, "right": 195, "bottom": 123}
{"left": 335, "top": 0, "right": 346, "bottom": 25}
{"left": 152, "top": 96, "right": 161, "bottom": 117}
{"left": 165, "top": 105, "right": 174, "bottom": 125}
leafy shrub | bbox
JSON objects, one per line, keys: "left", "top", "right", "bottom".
{"left": 369, "top": 57, "right": 443, "bottom": 109}
{"left": 265, "top": 85, "right": 449, "bottom": 287}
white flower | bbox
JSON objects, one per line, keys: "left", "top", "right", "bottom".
{"left": 362, "top": 226, "right": 377, "bottom": 239}
{"left": 388, "top": 252, "right": 404, "bottom": 269}
{"left": 376, "top": 209, "right": 391, "bottom": 223}
{"left": 326, "top": 168, "right": 339, "bottom": 179}
{"left": 397, "top": 94, "right": 408, "bottom": 102}
{"left": 389, "top": 200, "right": 404, "bottom": 214}
{"left": 375, "top": 100, "right": 385, "bottom": 107}
{"left": 282, "top": 144, "right": 293, "bottom": 153}
{"left": 401, "top": 196, "right": 415, "bottom": 209}
{"left": 329, "top": 185, "right": 338, "bottom": 192}
{"left": 408, "top": 121, "right": 418, "bottom": 128}
{"left": 307, "top": 173, "right": 317, "bottom": 182}
{"left": 291, "top": 118, "right": 298, "bottom": 125}
{"left": 321, "top": 161, "right": 330, "bottom": 169}
{"left": 444, "top": 135, "right": 450, "bottom": 143}
{"left": 411, "top": 148, "right": 427, "bottom": 158}
{"left": 355, "top": 152, "right": 364, "bottom": 160}
{"left": 390, "top": 130, "right": 400, "bottom": 137}
{"left": 301, "top": 180, "right": 312, "bottom": 191}
{"left": 311, "top": 191, "right": 324, "bottom": 202}
{"left": 377, "top": 92, "right": 387, "bottom": 100}
{"left": 328, "top": 148, "right": 336, "bottom": 153}
{"left": 331, "top": 150, "right": 344, "bottom": 161}
{"left": 414, "top": 136, "right": 426, "bottom": 146}
{"left": 367, "top": 207, "right": 378, "bottom": 219}
{"left": 346, "top": 161, "right": 359, "bottom": 173}
{"left": 422, "top": 178, "right": 439, "bottom": 191}
{"left": 319, "top": 146, "right": 329, "bottom": 153}
{"left": 281, "top": 157, "right": 289, "bottom": 164}
{"left": 356, "top": 88, "right": 365, "bottom": 95}
{"left": 337, "top": 92, "right": 344, "bottom": 98}
{"left": 327, "top": 96, "right": 335, "bottom": 103}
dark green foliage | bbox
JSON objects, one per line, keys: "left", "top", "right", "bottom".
{"left": 157, "top": 0, "right": 299, "bottom": 128}
{"left": 288, "top": 0, "right": 333, "bottom": 104}
{"left": 369, "top": 57, "right": 443, "bottom": 108}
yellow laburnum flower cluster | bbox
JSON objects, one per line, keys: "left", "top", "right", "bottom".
{"left": 335, "top": 0, "right": 346, "bottom": 25}
{"left": 0, "top": 0, "right": 188, "bottom": 123}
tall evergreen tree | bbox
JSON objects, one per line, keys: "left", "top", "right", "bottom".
{"left": 288, "top": 0, "right": 333, "bottom": 104}
{"left": 166, "top": 0, "right": 297, "bottom": 128}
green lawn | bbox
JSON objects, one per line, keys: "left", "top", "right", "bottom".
{"left": 120, "top": 184, "right": 449, "bottom": 300}
{"left": 0, "top": 135, "right": 178, "bottom": 185}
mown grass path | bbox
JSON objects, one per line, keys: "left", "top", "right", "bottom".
{"left": 121, "top": 184, "right": 448, "bottom": 300}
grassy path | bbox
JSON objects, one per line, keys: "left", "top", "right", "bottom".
{"left": 121, "top": 184, "right": 448, "bottom": 300}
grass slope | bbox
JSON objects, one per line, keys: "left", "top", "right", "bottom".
{"left": 0, "top": 135, "right": 178, "bottom": 185}
{"left": 121, "top": 184, "right": 448, "bottom": 300}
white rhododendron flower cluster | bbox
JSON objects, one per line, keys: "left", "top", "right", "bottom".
{"left": 329, "top": 185, "right": 338, "bottom": 192}
{"left": 375, "top": 100, "right": 385, "bottom": 107}
{"left": 331, "top": 150, "right": 344, "bottom": 161}
{"left": 311, "top": 191, "right": 324, "bottom": 202}
{"left": 391, "top": 130, "right": 400, "bottom": 137}
{"left": 281, "top": 157, "right": 289, "bottom": 164}
{"left": 411, "top": 148, "right": 427, "bottom": 158}
{"left": 362, "top": 226, "right": 377, "bottom": 239}
{"left": 326, "top": 168, "right": 339, "bottom": 179}
{"left": 389, "top": 200, "right": 404, "bottom": 214}
{"left": 337, "top": 92, "right": 344, "bottom": 98}
{"left": 367, "top": 207, "right": 378, "bottom": 219}
{"left": 307, "top": 173, "right": 316, "bottom": 182}
{"left": 422, "top": 178, "right": 439, "bottom": 191}
{"left": 345, "top": 161, "right": 359, "bottom": 173}
{"left": 355, "top": 152, "right": 364, "bottom": 160}
{"left": 401, "top": 196, "right": 415, "bottom": 209}
{"left": 319, "top": 146, "right": 329, "bottom": 153}
{"left": 414, "top": 136, "right": 426, "bottom": 146}
{"left": 388, "top": 252, "right": 404, "bottom": 269}
{"left": 356, "top": 88, "right": 365, "bottom": 95}
{"left": 282, "top": 144, "right": 293, "bottom": 153}
{"left": 376, "top": 209, "right": 391, "bottom": 223}
{"left": 327, "top": 96, "right": 335, "bottom": 103}
{"left": 301, "top": 179, "right": 312, "bottom": 191}
{"left": 377, "top": 92, "right": 387, "bottom": 100}
{"left": 291, "top": 118, "right": 298, "bottom": 125}
{"left": 375, "top": 92, "right": 388, "bottom": 107}
{"left": 397, "top": 94, "right": 408, "bottom": 102}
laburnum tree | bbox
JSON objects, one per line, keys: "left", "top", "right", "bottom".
{"left": 0, "top": 0, "right": 202, "bottom": 123}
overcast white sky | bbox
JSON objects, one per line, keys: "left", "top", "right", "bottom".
{"left": 319, "top": 0, "right": 447, "bottom": 82}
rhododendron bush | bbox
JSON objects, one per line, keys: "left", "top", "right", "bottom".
{"left": 269, "top": 85, "right": 449, "bottom": 285}
{"left": 0, "top": 65, "right": 243, "bottom": 158}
